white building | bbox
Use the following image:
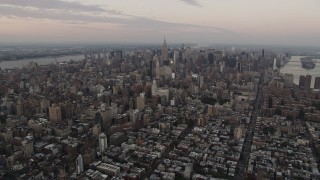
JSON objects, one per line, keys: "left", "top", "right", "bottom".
{"left": 99, "top": 133, "right": 108, "bottom": 152}
{"left": 76, "top": 154, "right": 84, "bottom": 174}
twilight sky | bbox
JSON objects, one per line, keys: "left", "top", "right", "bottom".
{"left": 0, "top": 0, "right": 319, "bottom": 46}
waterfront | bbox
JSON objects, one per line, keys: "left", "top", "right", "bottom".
{"left": 0, "top": 54, "right": 84, "bottom": 69}
{"left": 280, "top": 56, "right": 320, "bottom": 88}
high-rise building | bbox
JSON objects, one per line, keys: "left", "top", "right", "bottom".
{"left": 22, "top": 140, "right": 34, "bottom": 158}
{"left": 57, "top": 168, "right": 68, "bottom": 180}
{"left": 99, "top": 132, "right": 108, "bottom": 152}
{"left": 314, "top": 77, "right": 320, "bottom": 89}
{"left": 173, "top": 50, "right": 179, "bottom": 65}
{"left": 197, "top": 116, "right": 208, "bottom": 127}
{"left": 161, "top": 37, "right": 168, "bottom": 62}
{"left": 136, "top": 93, "right": 145, "bottom": 111}
{"left": 155, "top": 58, "right": 160, "bottom": 79}
{"left": 76, "top": 154, "right": 84, "bottom": 175}
{"left": 273, "top": 58, "right": 277, "bottom": 71}
{"left": 234, "top": 127, "right": 242, "bottom": 141}
{"left": 149, "top": 60, "right": 153, "bottom": 78}
{"left": 40, "top": 98, "right": 49, "bottom": 114}
{"left": 16, "top": 96, "right": 23, "bottom": 116}
{"left": 92, "top": 123, "right": 101, "bottom": 137}
{"left": 305, "top": 75, "right": 312, "bottom": 89}
{"left": 152, "top": 80, "right": 157, "bottom": 96}
{"left": 299, "top": 75, "right": 306, "bottom": 88}
{"left": 49, "top": 104, "right": 62, "bottom": 124}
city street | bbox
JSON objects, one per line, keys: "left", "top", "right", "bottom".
{"left": 235, "top": 71, "right": 264, "bottom": 179}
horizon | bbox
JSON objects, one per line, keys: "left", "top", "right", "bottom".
{"left": 1, "top": 41, "right": 320, "bottom": 50}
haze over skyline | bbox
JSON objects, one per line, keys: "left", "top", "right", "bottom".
{"left": 0, "top": 0, "right": 320, "bottom": 47}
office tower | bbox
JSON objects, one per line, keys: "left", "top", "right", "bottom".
{"left": 57, "top": 168, "right": 68, "bottom": 180}
{"left": 173, "top": 50, "right": 179, "bottom": 64}
{"left": 76, "top": 154, "right": 84, "bottom": 174}
{"left": 305, "top": 75, "right": 312, "bottom": 89}
{"left": 49, "top": 104, "right": 62, "bottom": 124}
{"left": 208, "top": 53, "right": 214, "bottom": 64}
{"left": 40, "top": 98, "right": 49, "bottom": 114}
{"left": 155, "top": 58, "right": 160, "bottom": 79}
{"left": 197, "top": 116, "right": 208, "bottom": 127}
{"left": 273, "top": 58, "right": 277, "bottom": 71}
{"left": 314, "top": 77, "right": 320, "bottom": 89}
{"left": 184, "top": 164, "right": 193, "bottom": 179}
{"left": 299, "top": 75, "right": 305, "bottom": 88}
{"left": 152, "top": 80, "right": 157, "bottom": 96}
{"left": 60, "top": 102, "right": 73, "bottom": 119}
{"left": 136, "top": 93, "right": 145, "bottom": 111}
{"left": 16, "top": 97, "right": 23, "bottom": 115}
{"left": 170, "top": 98, "right": 175, "bottom": 106}
{"left": 207, "top": 49, "right": 215, "bottom": 64}
{"left": 262, "top": 49, "right": 265, "bottom": 58}
{"left": 226, "top": 56, "right": 237, "bottom": 68}
{"left": 161, "top": 37, "right": 168, "bottom": 62}
{"left": 149, "top": 60, "right": 153, "bottom": 78}
{"left": 92, "top": 123, "right": 101, "bottom": 137}
{"left": 129, "top": 98, "right": 134, "bottom": 110}
{"left": 22, "top": 140, "right": 34, "bottom": 158}
{"left": 234, "top": 127, "right": 242, "bottom": 141}
{"left": 236, "top": 62, "right": 242, "bottom": 72}
{"left": 99, "top": 132, "right": 108, "bottom": 152}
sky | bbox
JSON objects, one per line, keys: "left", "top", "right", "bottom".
{"left": 0, "top": 0, "right": 319, "bottom": 47}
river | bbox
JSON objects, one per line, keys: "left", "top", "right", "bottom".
{"left": 280, "top": 56, "right": 320, "bottom": 88}
{"left": 0, "top": 54, "right": 84, "bottom": 69}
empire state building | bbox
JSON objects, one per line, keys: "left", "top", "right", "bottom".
{"left": 161, "top": 37, "right": 168, "bottom": 64}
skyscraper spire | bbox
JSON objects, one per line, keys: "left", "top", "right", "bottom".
{"left": 161, "top": 37, "right": 168, "bottom": 62}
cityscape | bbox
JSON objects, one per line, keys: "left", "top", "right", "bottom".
{"left": 1, "top": 0, "right": 320, "bottom": 180}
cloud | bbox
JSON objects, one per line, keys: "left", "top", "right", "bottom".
{"left": 0, "top": 5, "right": 233, "bottom": 34}
{"left": 0, "top": 0, "right": 105, "bottom": 12}
{"left": 180, "top": 0, "right": 201, "bottom": 7}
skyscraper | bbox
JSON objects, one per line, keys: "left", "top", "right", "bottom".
{"left": 76, "top": 154, "right": 84, "bottom": 175}
{"left": 16, "top": 96, "right": 23, "bottom": 115}
{"left": 49, "top": 104, "right": 62, "bottom": 124}
{"left": 299, "top": 75, "right": 305, "bottom": 88}
{"left": 22, "top": 140, "right": 34, "bottom": 158}
{"left": 136, "top": 93, "right": 145, "bottom": 111}
{"left": 305, "top": 75, "right": 312, "bottom": 89}
{"left": 273, "top": 58, "right": 277, "bottom": 71}
{"left": 152, "top": 80, "right": 157, "bottom": 96}
{"left": 99, "top": 132, "right": 108, "bottom": 152}
{"left": 149, "top": 60, "right": 153, "bottom": 79}
{"left": 161, "top": 37, "right": 168, "bottom": 62}
{"left": 314, "top": 77, "right": 320, "bottom": 89}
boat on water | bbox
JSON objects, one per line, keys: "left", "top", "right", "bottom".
{"left": 300, "top": 57, "right": 315, "bottom": 70}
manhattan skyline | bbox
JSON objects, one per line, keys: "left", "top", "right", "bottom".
{"left": 0, "top": 0, "right": 319, "bottom": 47}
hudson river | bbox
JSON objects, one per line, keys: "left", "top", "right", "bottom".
{"left": 0, "top": 55, "right": 84, "bottom": 69}
{"left": 280, "top": 56, "right": 320, "bottom": 88}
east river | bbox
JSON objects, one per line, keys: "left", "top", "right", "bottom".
{"left": 280, "top": 56, "right": 320, "bottom": 88}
